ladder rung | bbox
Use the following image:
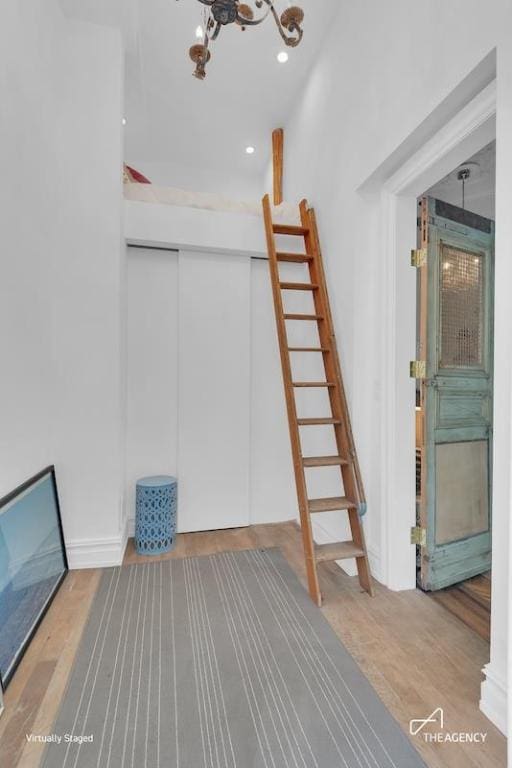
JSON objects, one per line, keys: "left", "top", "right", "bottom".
{"left": 315, "top": 541, "right": 365, "bottom": 562}
{"left": 303, "top": 456, "right": 348, "bottom": 467}
{"left": 276, "top": 252, "right": 313, "bottom": 263}
{"left": 288, "top": 347, "right": 329, "bottom": 352}
{"left": 293, "top": 382, "right": 335, "bottom": 388}
{"left": 308, "top": 496, "right": 357, "bottom": 513}
{"left": 273, "top": 224, "right": 309, "bottom": 236}
{"left": 298, "top": 418, "right": 341, "bottom": 426}
{"left": 262, "top": 193, "right": 372, "bottom": 603}
{"left": 279, "top": 282, "right": 319, "bottom": 291}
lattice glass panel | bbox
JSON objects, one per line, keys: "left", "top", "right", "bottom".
{"left": 439, "top": 245, "right": 485, "bottom": 368}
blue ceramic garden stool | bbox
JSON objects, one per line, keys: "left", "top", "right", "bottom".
{"left": 135, "top": 476, "right": 177, "bottom": 555}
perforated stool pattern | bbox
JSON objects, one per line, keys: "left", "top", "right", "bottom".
{"left": 135, "top": 476, "right": 177, "bottom": 555}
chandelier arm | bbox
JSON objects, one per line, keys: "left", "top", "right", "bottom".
{"left": 268, "top": 7, "right": 303, "bottom": 47}
{"left": 252, "top": 2, "right": 304, "bottom": 46}
{"left": 235, "top": 5, "right": 302, "bottom": 43}
{"left": 194, "top": 29, "right": 211, "bottom": 79}
{"left": 277, "top": 19, "right": 303, "bottom": 47}
{"left": 210, "top": 19, "right": 222, "bottom": 40}
{"left": 189, "top": 0, "right": 304, "bottom": 78}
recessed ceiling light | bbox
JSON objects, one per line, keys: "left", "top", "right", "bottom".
{"left": 277, "top": 51, "right": 289, "bottom": 64}
{"left": 122, "top": 117, "right": 127, "bottom": 126}
{"left": 195, "top": 25, "right": 204, "bottom": 39}
{"left": 246, "top": 146, "right": 255, "bottom": 155}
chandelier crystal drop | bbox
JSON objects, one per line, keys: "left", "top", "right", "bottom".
{"left": 179, "top": 0, "right": 305, "bottom": 80}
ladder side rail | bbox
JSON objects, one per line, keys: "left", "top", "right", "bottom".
{"left": 300, "top": 202, "right": 374, "bottom": 597}
{"left": 302, "top": 202, "right": 367, "bottom": 515}
{"left": 298, "top": 201, "right": 355, "bottom": 497}
{"left": 262, "top": 195, "right": 321, "bottom": 605}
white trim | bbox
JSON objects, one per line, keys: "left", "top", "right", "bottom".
{"left": 384, "top": 80, "right": 496, "bottom": 196}
{"left": 379, "top": 191, "right": 416, "bottom": 590}
{"left": 366, "top": 546, "right": 383, "bottom": 586}
{"left": 120, "top": 513, "right": 129, "bottom": 560}
{"left": 66, "top": 533, "right": 127, "bottom": 569}
{"left": 480, "top": 663, "right": 508, "bottom": 735}
{"left": 373, "top": 81, "right": 497, "bottom": 591}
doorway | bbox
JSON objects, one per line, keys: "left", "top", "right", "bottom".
{"left": 414, "top": 142, "right": 496, "bottom": 640}
{"left": 371, "top": 73, "right": 505, "bottom": 732}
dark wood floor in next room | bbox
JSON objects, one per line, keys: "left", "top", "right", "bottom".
{"left": 429, "top": 572, "right": 491, "bottom": 642}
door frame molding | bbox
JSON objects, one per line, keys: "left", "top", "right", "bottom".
{"left": 361, "top": 73, "right": 506, "bottom": 733}
{"left": 376, "top": 80, "right": 496, "bottom": 591}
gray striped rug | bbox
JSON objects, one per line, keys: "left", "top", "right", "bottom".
{"left": 43, "top": 549, "right": 426, "bottom": 768}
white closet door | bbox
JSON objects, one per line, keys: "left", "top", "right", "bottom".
{"left": 178, "top": 251, "right": 250, "bottom": 532}
{"left": 250, "top": 258, "right": 297, "bottom": 523}
{"left": 125, "top": 247, "right": 179, "bottom": 527}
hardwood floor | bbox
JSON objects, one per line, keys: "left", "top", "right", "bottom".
{"left": 0, "top": 523, "right": 506, "bottom": 768}
{"left": 430, "top": 572, "right": 492, "bottom": 641}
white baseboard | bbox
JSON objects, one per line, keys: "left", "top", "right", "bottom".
{"left": 480, "top": 663, "right": 507, "bottom": 735}
{"left": 66, "top": 531, "right": 127, "bottom": 570}
{"left": 367, "top": 546, "right": 383, "bottom": 585}
{"left": 121, "top": 514, "right": 129, "bottom": 558}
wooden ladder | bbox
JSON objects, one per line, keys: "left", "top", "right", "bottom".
{"left": 262, "top": 194, "right": 374, "bottom": 605}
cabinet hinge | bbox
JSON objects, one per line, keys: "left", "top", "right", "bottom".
{"left": 410, "top": 360, "right": 426, "bottom": 379}
{"left": 411, "top": 248, "right": 427, "bottom": 267}
{"left": 411, "top": 526, "right": 426, "bottom": 547}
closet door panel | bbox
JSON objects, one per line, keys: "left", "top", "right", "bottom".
{"left": 125, "top": 247, "right": 179, "bottom": 527}
{"left": 178, "top": 251, "right": 250, "bottom": 532}
{"left": 250, "top": 258, "right": 297, "bottom": 523}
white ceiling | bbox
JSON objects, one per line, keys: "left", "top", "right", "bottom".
{"left": 426, "top": 141, "right": 496, "bottom": 219}
{"left": 61, "top": 0, "right": 339, "bottom": 184}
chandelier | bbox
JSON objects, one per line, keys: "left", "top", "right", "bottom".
{"left": 183, "top": 1, "right": 305, "bottom": 80}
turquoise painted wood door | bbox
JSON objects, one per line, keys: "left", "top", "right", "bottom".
{"left": 417, "top": 197, "right": 494, "bottom": 591}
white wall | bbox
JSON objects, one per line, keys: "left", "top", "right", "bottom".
{"left": 0, "top": 3, "right": 124, "bottom": 568}
{"left": 277, "top": 0, "right": 511, "bottom": 737}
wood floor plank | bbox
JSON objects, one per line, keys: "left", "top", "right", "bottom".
{"left": 431, "top": 588, "right": 491, "bottom": 641}
{"left": 0, "top": 570, "right": 101, "bottom": 768}
{"left": 0, "top": 523, "right": 505, "bottom": 768}
{"left": 0, "top": 661, "right": 56, "bottom": 768}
